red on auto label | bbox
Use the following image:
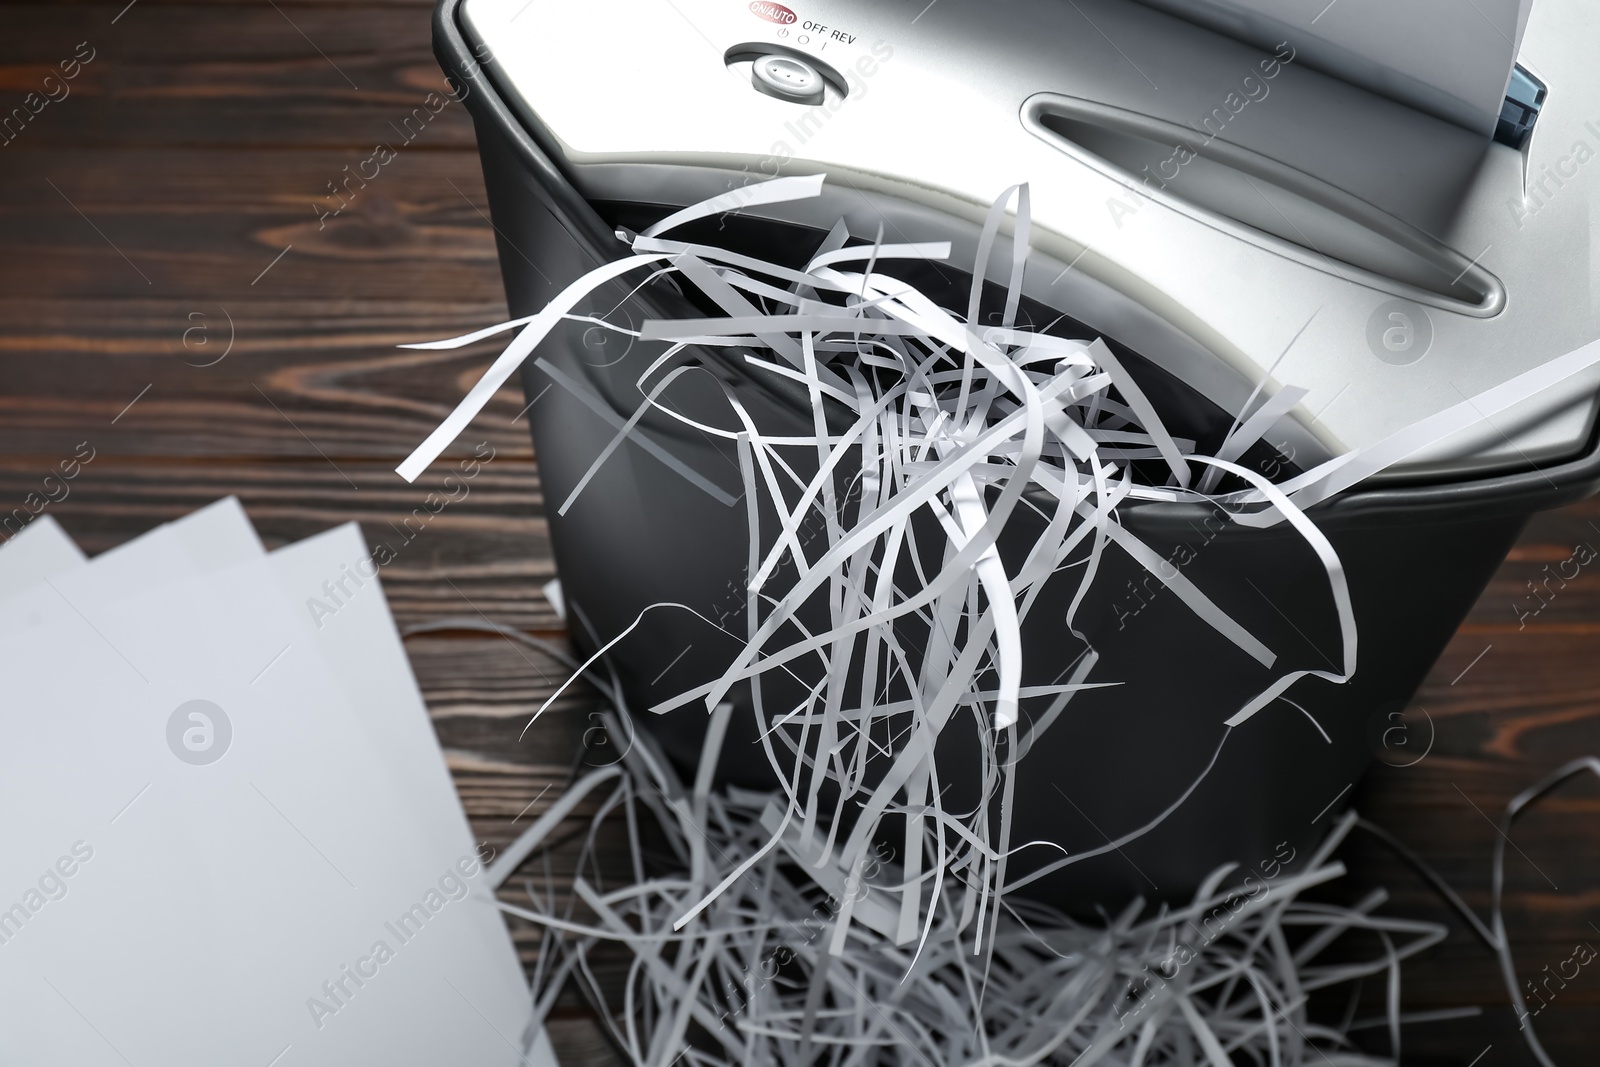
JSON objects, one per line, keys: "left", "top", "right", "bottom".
{"left": 749, "top": 2, "right": 797, "bottom": 24}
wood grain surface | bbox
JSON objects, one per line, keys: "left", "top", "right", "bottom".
{"left": 2, "top": 3, "right": 1597, "bottom": 1063}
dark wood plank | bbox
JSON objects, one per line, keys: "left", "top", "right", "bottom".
{"left": 1339, "top": 523, "right": 1600, "bottom": 1061}
{"left": 0, "top": 150, "right": 506, "bottom": 300}
{"left": 0, "top": 5, "right": 476, "bottom": 148}
{"left": 0, "top": 459, "right": 563, "bottom": 629}
{"left": 0, "top": 297, "right": 539, "bottom": 461}
{"left": 6, "top": 1, "right": 436, "bottom": 7}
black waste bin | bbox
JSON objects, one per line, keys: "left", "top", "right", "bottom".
{"left": 429, "top": 0, "right": 1600, "bottom": 907}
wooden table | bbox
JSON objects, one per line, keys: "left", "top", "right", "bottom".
{"left": 2, "top": 3, "right": 1596, "bottom": 1062}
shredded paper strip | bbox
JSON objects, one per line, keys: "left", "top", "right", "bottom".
{"left": 397, "top": 176, "right": 1600, "bottom": 1065}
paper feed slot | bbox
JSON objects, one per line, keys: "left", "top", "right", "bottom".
{"left": 1024, "top": 95, "right": 1504, "bottom": 315}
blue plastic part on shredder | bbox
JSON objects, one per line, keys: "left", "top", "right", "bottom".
{"left": 1497, "top": 65, "right": 1548, "bottom": 149}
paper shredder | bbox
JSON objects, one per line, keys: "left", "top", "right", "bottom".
{"left": 430, "top": 0, "right": 1600, "bottom": 907}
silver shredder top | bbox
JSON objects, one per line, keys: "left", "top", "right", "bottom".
{"left": 462, "top": 0, "right": 1599, "bottom": 480}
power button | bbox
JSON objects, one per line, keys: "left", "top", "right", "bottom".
{"left": 751, "top": 54, "right": 826, "bottom": 105}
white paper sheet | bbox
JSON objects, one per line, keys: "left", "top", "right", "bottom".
{"left": 0, "top": 498, "right": 262, "bottom": 635}
{"left": 1131, "top": 0, "right": 1531, "bottom": 135}
{"left": 0, "top": 515, "right": 85, "bottom": 599}
{"left": 269, "top": 523, "right": 552, "bottom": 1067}
{"left": 0, "top": 510, "right": 544, "bottom": 1066}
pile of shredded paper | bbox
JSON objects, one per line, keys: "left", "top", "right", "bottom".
{"left": 397, "top": 176, "right": 1600, "bottom": 1066}
{"left": 490, "top": 699, "right": 1451, "bottom": 1067}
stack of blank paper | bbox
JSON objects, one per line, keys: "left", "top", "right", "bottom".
{"left": 0, "top": 501, "right": 554, "bottom": 1067}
